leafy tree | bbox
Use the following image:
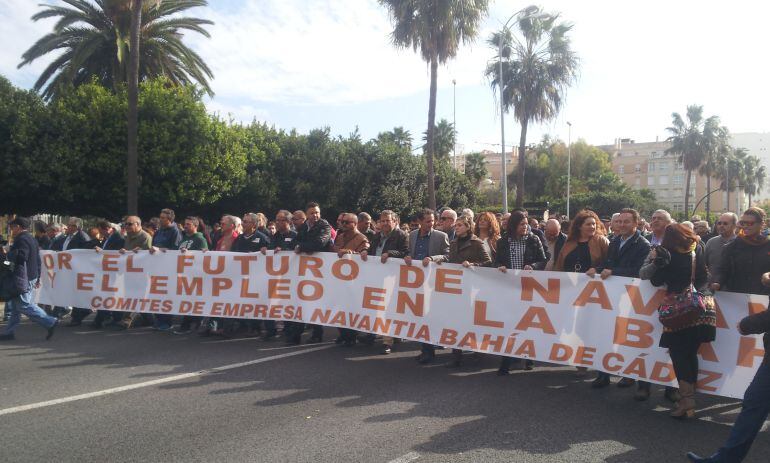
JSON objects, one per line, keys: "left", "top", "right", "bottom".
{"left": 379, "top": 0, "right": 489, "bottom": 209}
{"left": 665, "top": 105, "right": 711, "bottom": 214}
{"left": 743, "top": 154, "right": 767, "bottom": 206}
{"left": 376, "top": 126, "right": 412, "bottom": 150}
{"left": 422, "top": 118, "right": 455, "bottom": 162}
{"left": 486, "top": 6, "right": 578, "bottom": 207}
{"left": 464, "top": 152, "right": 488, "bottom": 186}
{"left": 698, "top": 116, "right": 728, "bottom": 218}
{"left": 18, "top": 0, "right": 214, "bottom": 100}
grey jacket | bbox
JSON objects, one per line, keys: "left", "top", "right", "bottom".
{"left": 408, "top": 229, "right": 450, "bottom": 262}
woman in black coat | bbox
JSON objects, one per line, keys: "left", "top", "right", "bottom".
{"left": 495, "top": 211, "right": 547, "bottom": 375}
{"left": 640, "top": 223, "right": 716, "bottom": 419}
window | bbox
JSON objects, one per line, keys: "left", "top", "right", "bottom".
{"left": 675, "top": 160, "right": 683, "bottom": 170}
{"left": 659, "top": 175, "right": 669, "bottom": 185}
{"left": 673, "top": 174, "right": 683, "bottom": 185}
{"left": 647, "top": 177, "right": 655, "bottom": 186}
{"left": 618, "top": 165, "right": 625, "bottom": 174}
{"left": 660, "top": 162, "right": 669, "bottom": 171}
{"left": 648, "top": 162, "right": 655, "bottom": 172}
{"left": 635, "top": 163, "right": 641, "bottom": 173}
{"left": 673, "top": 203, "right": 683, "bottom": 212}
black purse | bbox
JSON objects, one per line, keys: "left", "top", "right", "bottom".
{"left": 0, "top": 259, "right": 20, "bottom": 301}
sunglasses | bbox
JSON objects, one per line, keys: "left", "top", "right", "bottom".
{"left": 739, "top": 221, "right": 757, "bottom": 227}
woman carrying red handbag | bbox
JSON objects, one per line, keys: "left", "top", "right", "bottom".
{"left": 639, "top": 223, "right": 716, "bottom": 419}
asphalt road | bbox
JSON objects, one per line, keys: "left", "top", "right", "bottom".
{"left": 0, "top": 319, "right": 768, "bottom": 463}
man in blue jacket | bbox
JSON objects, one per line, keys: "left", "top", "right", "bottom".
{"left": 587, "top": 208, "right": 651, "bottom": 392}
{"left": 0, "top": 217, "right": 57, "bottom": 341}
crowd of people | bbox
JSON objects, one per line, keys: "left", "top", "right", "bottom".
{"left": 2, "top": 202, "right": 770, "bottom": 462}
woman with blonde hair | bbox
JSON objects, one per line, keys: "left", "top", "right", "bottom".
{"left": 474, "top": 211, "right": 500, "bottom": 262}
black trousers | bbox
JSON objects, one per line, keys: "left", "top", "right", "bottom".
{"left": 669, "top": 342, "right": 701, "bottom": 384}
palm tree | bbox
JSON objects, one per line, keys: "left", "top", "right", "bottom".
{"left": 464, "top": 152, "right": 488, "bottom": 186}
{"left": 743, "top": 155, "right": 767, "bottom": 206}
{"left": 19, "top": 0, "right": 214, "bottom": 100}
{"left": 485, "top": 6, "right": 578, "bottom": 207}
{"left": 665, "top": 105, "right": 708, "bottom": 214}
{"left": 422, "top": 118, "right": 455, "bottom": 162}
{"left": 716, "top": 147, "right": 749, "bottom": 212}
{"left": 698, "top": 117, "right": 728, "bottom": 218}
{"left": 379, "top": 0, "right": 489, "bottom": 209}
{"left": 376, "top": 127, "right": 413, "bottom": 151}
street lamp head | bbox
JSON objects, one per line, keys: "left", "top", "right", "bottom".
{"left": 452, "top": 79, "right": 456, "bottom": 85}
{"left": 566, "top": 121, "right": 572, "bottom": 127}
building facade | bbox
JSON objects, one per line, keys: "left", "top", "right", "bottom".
{"left": 475, "top": 148, "right": 518, "bottom": 187}
{"left": 601, "top": 139, "right": 745, "bottom": 216}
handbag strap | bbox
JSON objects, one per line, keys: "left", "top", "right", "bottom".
{"left": 690, "top": 251, "right": 696, "bottom": 285}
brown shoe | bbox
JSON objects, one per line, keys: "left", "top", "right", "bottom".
{"left": 617, "top": 377, "right": 635, "bottom": 388}
{"left": 670, "top": 381, "right": 696, "bottom": 419}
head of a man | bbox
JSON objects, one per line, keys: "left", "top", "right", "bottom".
{"left": 9, "top": 217, "right": 31, "bottom": 239}
{"left": 220, "top": 215, "right": 238, "bottom": 233}
{"left": 292, "top": 210, "right": 306, "bottom": 229}
{"left": 438, "top": 208, "right": 457, "bottom": 233}
{"left": 159, "top": 208, "right": 175, "bottom": 228}
{"left": 357, "top": 212, "right": 372, "bottom": 234}
{"left": 615, "top": 208, "right": 640, "bottom": 239}
{"left": 183, "top": 217, "right": 199, "bottom": 235}
{"left": 501, "top": 213, "right": 511, "bottom": 231}
{"left": 378, "top": 210, "right": 397, "bottom": 235}
{"left": 241, "top": 213, "right": 258, "bottom": 235}
{"left": 693, "top": 220, "right": 710, "bottom": 236}
{"left": 46, "top": 224, "right": 61, "bottom": 240}
{"left": 123, "top": 216, "right": 142, "bottom": 236}
{"left": 340, "top": 213, "right": 358, "bottom": 233}
{"left": 276, "top": 210, "right": 292, "bottom": 233}
{"left": 66, "top": 217, "right": 83, "bottom": 236}
{"left": 739, "top": 207, "right": 766, "bottom": 239}
{"left": 306, "top": 202, "right": 321, "bottom": 226}
{"left": 417, "top": 208, "right": 435, "bottom": 235}
{"left": 650, "top": 209, "right": 672, "bottom": 235}
{"left": 97, "top": 220, "right": 114, "bottom": 238}
{"left": 544, "top": 219, "right": 561, "bottom": 241}
{"left": 716, "top": 212, "right": 737, "bottom": 238}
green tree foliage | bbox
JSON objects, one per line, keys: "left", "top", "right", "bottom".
{"left": 379, "top": 0, "right": 489, "bottom": 209}
{"left": 0, "top": 76, "right": 477, "bottom": 221}
{"left": 486, "top": 5, "right": 578, "bottom": 207}
{"left": 19, "top": 0, "right": 214, "bottom": 100}
{"left": 422, "top": 118, "right": 455, "bottom": 161}
{"left": 464, "top": 152, "right": 488, "bottom": 186}
{"left": 505, "top": 136, "right": 663, "bottom": 217}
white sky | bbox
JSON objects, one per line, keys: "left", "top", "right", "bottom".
{"left": 2, "top": 0, "right": 769, "bottom": 153}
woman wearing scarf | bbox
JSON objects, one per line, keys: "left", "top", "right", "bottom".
{"left": 495, "top": 211, "right": 547, "bottom": 375}
{"left": 443, "top": 216, "right": 493, "bottom": 367}
{"left": 711, "top": 207, "right": 770, "bottom": 296}
{"left": 639, "top": 223, "right": 716, "bottom": 419}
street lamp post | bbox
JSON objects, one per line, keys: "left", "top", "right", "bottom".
{"left": 566, "top": 121, "right": 572, "bottom": 220}
{"left": 452, "top": 79, "right": 457, "bottom": 170}
{"left": 498, "top": 38, "right": 508, "bottom": 213}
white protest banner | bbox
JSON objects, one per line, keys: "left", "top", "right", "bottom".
{"left": 36, "top": 250, "right": 766, "bottom": 399}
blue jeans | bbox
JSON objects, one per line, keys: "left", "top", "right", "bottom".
{"left": 713, "top": 361, "right": 770, "bottom": 462}
{"left": 2, "top": 279, "right": 57, "bottom": 335}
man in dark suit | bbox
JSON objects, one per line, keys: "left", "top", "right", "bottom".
{"left": 588, "top": 208, "right": 673, "bottom": 401}
{"left": 406, "top": 208, "right": 449, "bottom": 364}
{"left": 360, "top": 209, "right": 410, "bottom": 353}
{"left": 58, "top": 217, "right": 95, "bottom": 325}
{"left": 288, "top": 202, "right": 333, "bottom": 344}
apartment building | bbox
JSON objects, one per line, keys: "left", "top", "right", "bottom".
{"left": 600, "top": 139, "right": 745, "bottom": 215}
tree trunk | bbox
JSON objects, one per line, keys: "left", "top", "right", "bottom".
{"left": 684, "top": 168, "right": 692, "bottom": 217}
{"left": 127, "top": 0, "right": 142, "bottom": 216}
{"left": 726, "top": 184, "right": 730, "bottom": 213}
{"left": 425, "top": 56, "right": 438, "bottom": 210}
{"left": 516, "top": 120, "right": 528, "bottom": 207}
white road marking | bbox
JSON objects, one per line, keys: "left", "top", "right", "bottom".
{"left": 387, "top": 452, "right": 420, "bottom": 463}
{"left": 0, "top": 344, "right": 333, "bottom": 417}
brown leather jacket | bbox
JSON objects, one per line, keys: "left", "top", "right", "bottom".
{"left": 333, "top": 229, "right": 369, "bottom": 254}
{"left": 555, "top": 234, "right": 609, "bottom": 271}
{"left": 449, "top": 235, "right": 492, "bottom": 266}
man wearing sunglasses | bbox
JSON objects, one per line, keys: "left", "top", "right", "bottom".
{"left": 711, "top": 207, "right": 770, "bottom": 296}
{"left": 704, "top": 213, "right": 737, "bottom": 288}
